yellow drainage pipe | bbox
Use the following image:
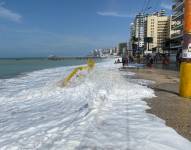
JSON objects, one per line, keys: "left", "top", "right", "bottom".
{"left": 63, "top": 59, "right": 95, "bottom": 86}
{"left": 179, "top": 0, "right": 191, "bottom": 98}
{"left": 180, "top": 62, "right": 191, "bottom": 98}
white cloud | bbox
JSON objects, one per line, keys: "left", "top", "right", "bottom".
{"left": 0, "top": 3, "right": 22, "bottom": 23}
{"left": 160, "top": 2, "right": 172, "bottom": 10}
{"left": 97, "top": 11, "right": 134, "bottom": 18}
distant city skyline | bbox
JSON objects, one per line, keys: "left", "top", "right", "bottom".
{"left": 0, "top": 0, "right": 172, "bottom": 57}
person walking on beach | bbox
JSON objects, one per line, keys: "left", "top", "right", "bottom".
{"left": 122, "top": 57, "right": 128, "bottom": 67}
{"left": 146, "top": 55, "right": 153, "bottom": 68}
{"left": 149, "top": 56, "right": 154, "bottom": 68}
{"left": 162, "top": 54, "right": 170, "bottom": 69}
{"left": 122, "top": 57, "right": 125, "bottom": 67}
{"left": 129, "top": 55, "right": 134, "bottom": 63}
{"left": 146, "top": 54, "right": 151, "bottom": 67}
{"left": 154, "top": 53, "right": 158, "bottom": 64}
{"left": 176, "top": 50, "right": 181, "bottom": 69}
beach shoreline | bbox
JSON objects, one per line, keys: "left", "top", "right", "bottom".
{"left": 124, "top": 67, "right": 191, "bottom": 141}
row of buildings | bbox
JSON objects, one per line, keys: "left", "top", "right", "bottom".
{"left": 91, "top": 0, "right": 184, "bottom": 58}
{"left": 91, "top": 48, "right": 119, "bottom": 57}
{"left": 129, "top": 0, "right": 184, "bottom": 55}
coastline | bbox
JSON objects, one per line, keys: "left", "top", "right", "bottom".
{"left": 0, "top": 58, "right": 104, "bottom": 79}
{"left": 126, "top": 67, "right": 191, "bottom": 141}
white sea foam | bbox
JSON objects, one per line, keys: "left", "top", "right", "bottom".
{"left": 0, "top": 60, "right": 190, "bottom": 150}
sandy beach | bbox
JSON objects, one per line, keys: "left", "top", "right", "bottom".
{"left": 126, "top": 67, "right": 191, "bottom": 141}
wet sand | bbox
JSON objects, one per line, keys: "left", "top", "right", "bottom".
{"left": 126, "top": 67, "right": 191, "bottom": 141}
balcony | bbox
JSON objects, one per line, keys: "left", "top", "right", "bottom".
{"left": 172, "top": 1, "right": 184, "bottom": 12}
{"left": 171, "top": 31, "right": 183, "bottom": 40}
{"left": 172, "top": 11, "right": 184, "bottom": 21}
{"left": 172, "top": 23, "right": 183, "bottom": 30}
{"left": 170, "top": 38, "right": 182, "bottom": 49}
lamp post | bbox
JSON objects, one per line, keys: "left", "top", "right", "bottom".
{"left": 179, "top": 0, "right": 191, "bottom": 98}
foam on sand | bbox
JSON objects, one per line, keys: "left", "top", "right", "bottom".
{"left": 0, "top": 60, "right": 190, "bottom": 150}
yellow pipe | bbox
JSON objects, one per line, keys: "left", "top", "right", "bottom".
{"left": 63, "top": 66, "right": 88, "bottom": 86}
{"left": 179, "top": 0, "right": 191, "bottom": 98}
{"left": 63, "top": 59, "right": 95, "bottom": 86}
{"left": 87, "top": 59, "right": 95, "bottom": 70}
{"left": 179, "top": 62, "right": 191, "bottom": 98}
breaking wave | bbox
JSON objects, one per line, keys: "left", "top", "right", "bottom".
{"left": 0, "top": 60, "right": 190, "bottom": 150}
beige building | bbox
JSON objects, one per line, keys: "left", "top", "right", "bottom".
{"left": 144, "top": 14, "right": 172, "bottom": 53}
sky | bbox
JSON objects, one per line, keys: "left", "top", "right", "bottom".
{"left": 0, "top": 0, "right": 172, "bottom": 58}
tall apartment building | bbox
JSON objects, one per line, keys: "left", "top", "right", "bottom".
{"left": 144, "top": 11, "right": 172, "bottom": 53}
{"left": 153, "top": 9, "right": 167, "bottom": 17}
{"left": 134, "top": 13, "right": 145, "bottom": 52}
{"left": 118, "top": 42, "right": 127, "bottom": 56}
{"left": 171, "top": 0, "right": 184, "bottom": 53}
{"left": 130, "top": 23, "right": 135, "bottom": 39}
{"left": 128, "top": 23, "right": 135, "bottom": 51}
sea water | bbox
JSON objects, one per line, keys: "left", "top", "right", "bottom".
{"left": 0, "top": 58, "right": 102, "bottom": 79}
{"left": 0, "top": 59, "right": 191, "bottom": 150}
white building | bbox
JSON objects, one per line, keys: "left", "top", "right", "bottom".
{"left": 171, "top": 0, "right": 184, "bottom": 53}
{"left": 134, "top": 13, "right": 145, "bottom": 51}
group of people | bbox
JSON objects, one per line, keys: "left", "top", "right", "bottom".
{"left": 114, "top": 59, "right": 121, "bottom": 64}
{"left": 145, "top": 53, "right": 170, "bottom": 68}
{"left": 115, "top": 51, "right": 182, "bottom": 70}
{"left": 122, "top": 57, "right": 128, "bottom": 67}
{"left": 115, "top": 55, "right": 134, "bottom": 67}
{"left": 122, "top": 55, "right": 135, "bottom": 67}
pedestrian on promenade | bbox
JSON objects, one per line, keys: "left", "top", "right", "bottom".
{"left": 146, "top": 56, "right": 153, "bottom": 68}
{"left": 122, "top": 57, "right": 125, "bottom": 67}
{"left": 129, "top": 55, "right": 134, "bottom": 63}
{"left": 125, "top": 57, "right": 129, "bottom": 66}
{"left": 154, "top": 53, "right": 158, "bottom": 64}
{"left": 122, "top": 57, "right": 128, "bottom": 67}
{"left": 162, "top": 54, "right": 170, "bottom": 69}
{"left": 146, "top": 54, "right": 151, "bottom": 67}
{"left": 115, "top": 58, "right": 120, "bottom": 64}
{"left": 176, "top": 51, "right": 181, "bottom": 69}
{"left": 149, "top": 57, "right": 154, "bottom": 68}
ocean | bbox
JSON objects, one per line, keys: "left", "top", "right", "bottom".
{"left": 0, "top": 59, "right": 191, "bottom": 149}
{"left": 0, "top": 58, "right": 103, "bottom": 79}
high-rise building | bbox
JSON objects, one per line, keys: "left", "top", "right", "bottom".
{"left": 171, "top": 0, "right": 184, "bottom": 53}
{"left": 130, "top": 23, "right": 135, "bottom": 39}
{"left": 160, "top": 9, "right": 167, "bottom": 16}
{"left": 118, "top": 43, "right": 127, "bottom": 57}
{"left": 134, "top": 13, "right": 145, "bottom": 52}
{"left": 144, "top": 10, "right": 172, "bottom": 53}
{"left": 129, "top": 23, "right": 135, "bottom": 51}
{"left": 153, "top": 9, "right": 167, "bottom": 17}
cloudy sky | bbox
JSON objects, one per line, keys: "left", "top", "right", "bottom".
{"left": 0, "top": 0, "right": 172, "bottom": 57}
